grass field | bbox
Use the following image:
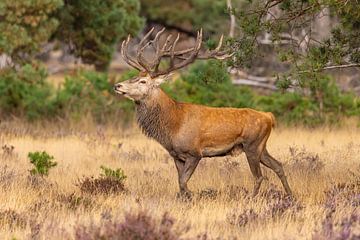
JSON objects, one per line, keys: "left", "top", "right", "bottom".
{"left": 0, "top": 121, "right": 359, "bottom": 239}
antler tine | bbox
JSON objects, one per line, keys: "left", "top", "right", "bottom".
{"left": 170, "top": 33, "right": 180, "bottom": 68}
{"left": 121, "top": 35, "right": 145, "bottom": 71}
{"left": 197, "top": 33, "right": 234, "bottom": 60}
{"left": 152, "top": 33, "right": 173, "bottom": 72}
{"left": 153, "top": 27, "right": 166, "bottom": 56}
{"left": 161, "top": 34, "right": 173, "bottom": 52}
{"left": 150, "top": 29, "right": 203, "bottom": 78}
{"left": 215, "top": 34, "right": 224, "bottom": 51}
{"left": 136, "top": 27, "right": 155, "bottom": 72}
{"left": 122, "top": 27, "right": 232, "bottom": 78}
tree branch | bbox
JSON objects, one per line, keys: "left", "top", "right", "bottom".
{"left": 227, "top": 0, "right": 236, "bottom": 37}
{"left": 299, "top": 63, "right": 360, "bottom": 73}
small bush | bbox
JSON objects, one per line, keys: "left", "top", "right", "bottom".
{"left": 56, "top": 193, "right": 93, "bottom": 210}
{"left": 0, "top": 209, "right": 27, "bottom": 230}
{"left": 28, "top": 151, "right": 57, "bottom": 176}
{"left": 100, "top": 165, "right": 127, "bottom": 182}
{"left": 286, "top": 146, "right": 324, "bottom": 173}
{"left": 227, "top": 209, "right": 259, "bottom": 227}
{"left": 77, "top": 166, "right": 126, "bottom": 195}
{"left": 0, "top": 165, "right": 17, "bottom": 188}
{"left": 198, "top": 188, "right": 218, "bottom": 200}
{"left": 74, "top": 211, "right": 186, "bottom": 240}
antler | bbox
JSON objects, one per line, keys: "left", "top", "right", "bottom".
{"left": 121, "top": 28, "right": 233, "bottom": 78}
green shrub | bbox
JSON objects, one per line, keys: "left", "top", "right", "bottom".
{"left": 0, "top": 65, "right": 55, "bottom": 120}
{"left": 100, "top": 165, "right": 127, "bottom": 182}
{"left": 257, "top": 92, "right": 322, "bottom": 126}
{"left": 77, "top": 166, "right": 126, "bottom": 195}
{"left": 54, "top": 70, "right": 134, "bottom": 123}
{"left": 28, "top": 151, "right": 57, "bottom": 176}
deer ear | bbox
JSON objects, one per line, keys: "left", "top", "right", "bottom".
{"left": 154, "top": 73, "right": 174, "bottom": 86}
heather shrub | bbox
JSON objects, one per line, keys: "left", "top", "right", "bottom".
{"left": 313, "top": 213, "right": 360, "bottom": 240}
{"left": 224, "top": 185, "right": 250, "bottom": 201}
{"left": 0, "top": 165, "right": 17, "bottom": 188}
{"left": 228, "top": 185, "right": 303, "bottom": 228}
{"left": 324, "top": 168, "right": 360, "bottom": 211}
{"left": 77, "top": 166, "right": 126, "bottom": 195}
{"left": 28, "top": 151, "right": 57, "bottom": 177}
{"left": 74, "top": 211, "right": 186, "bottom": 240}
{"left": 56, "top": 193, "right": 94, "bottom": 210}
{"left": 198, "top": 188, "right": 218, "bottom": 200}
{"left": 261, "top": 185, "right": 303, "bottom": 218}
{"left": 0, "top": 209, "right": 27, "bottom": 230}
{"left": 286, "top": 146, "right": 324, "bottom": 173}
{"left": 227, "top": 209, "right": 259, "bottom": 227}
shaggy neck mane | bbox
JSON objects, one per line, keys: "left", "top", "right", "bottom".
{"left": 135, "top": 89, "right": 179, "bottom": 149}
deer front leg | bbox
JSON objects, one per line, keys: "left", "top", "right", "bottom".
{"left": 177, "top": 155, "right": 201, "bottom": 196}
{"left": 173, "top": 157, "right": 185, "bottom": 188}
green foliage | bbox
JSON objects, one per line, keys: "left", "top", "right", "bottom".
{"left": 0, "top": 68, "right": 134, "bottom": 122}
{"left": 163, "top": 60, "right": 256, "bottom": 108}
{"left": 56, "top": 0, "right": 143, "bottom": 71}
{"left": 230, "top": 0, "right": 360, "bottom": 78}
{"left": 0, "top": 64, "right": 55, "bottom": 120}
{"left": 54, "top": 70, "right": 133, "bottom": 123}
{"left": 28, "top": 151, "right": 57, "bottom": 176}
{"left": 0, "top": 0, "right": 63, "bottom": 64}
{"left": 163, "top": 60, "right": 360, "bottom": 126}
{"left": 77, "top": 165, "right": 127, "bottom": 195}
{"left": 140, "top": 0, "right": 228, "bottom": 34}
{"left": 100, "top": 165, "right": 127, "bottom": 182}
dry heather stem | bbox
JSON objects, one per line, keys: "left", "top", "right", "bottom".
{"left": 0, "top": 122, "right": 359, "bottom": 239}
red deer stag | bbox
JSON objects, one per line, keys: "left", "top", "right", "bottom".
{"left": 114, "top": 28, "right": 292, "bottom": 197}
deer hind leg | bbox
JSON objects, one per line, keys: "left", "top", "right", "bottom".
{"left": 260, "top": 149, "right": 292, "bottom": 196}
{"left": 244, "top": 146, "right": 265, "bottom": 197}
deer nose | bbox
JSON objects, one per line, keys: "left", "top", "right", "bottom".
{"left": 114, "top": 83, "right": 123, "bottom": 91}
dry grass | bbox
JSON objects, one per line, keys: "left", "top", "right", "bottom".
{"left": 0, "top": 121, "right": 359, "bottom": 239}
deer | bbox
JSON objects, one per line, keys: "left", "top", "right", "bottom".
{"left": 114, "top": 27, "right": 292, "bottom": 198}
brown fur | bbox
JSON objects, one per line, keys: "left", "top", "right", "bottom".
{"left": 132, "top": 88, "right": 292, "bottom": 197}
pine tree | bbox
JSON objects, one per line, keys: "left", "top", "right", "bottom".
{"left": 56, "top": 0, "right": 144, "bottom": 71}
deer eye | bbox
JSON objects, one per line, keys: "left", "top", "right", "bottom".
{"left": 139, "top": 80, "right": 147, "bottom": 84}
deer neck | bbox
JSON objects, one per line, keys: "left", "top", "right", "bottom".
{"left": 135, "top": 88, "right": 179, "bottom": 149}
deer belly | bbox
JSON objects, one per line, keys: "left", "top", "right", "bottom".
{"left": 201, "top": 143, "right": 243, "bottom": 157}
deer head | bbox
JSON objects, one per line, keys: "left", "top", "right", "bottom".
{"left": 114, "top": 27, "right": 232, "bottom": 102}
